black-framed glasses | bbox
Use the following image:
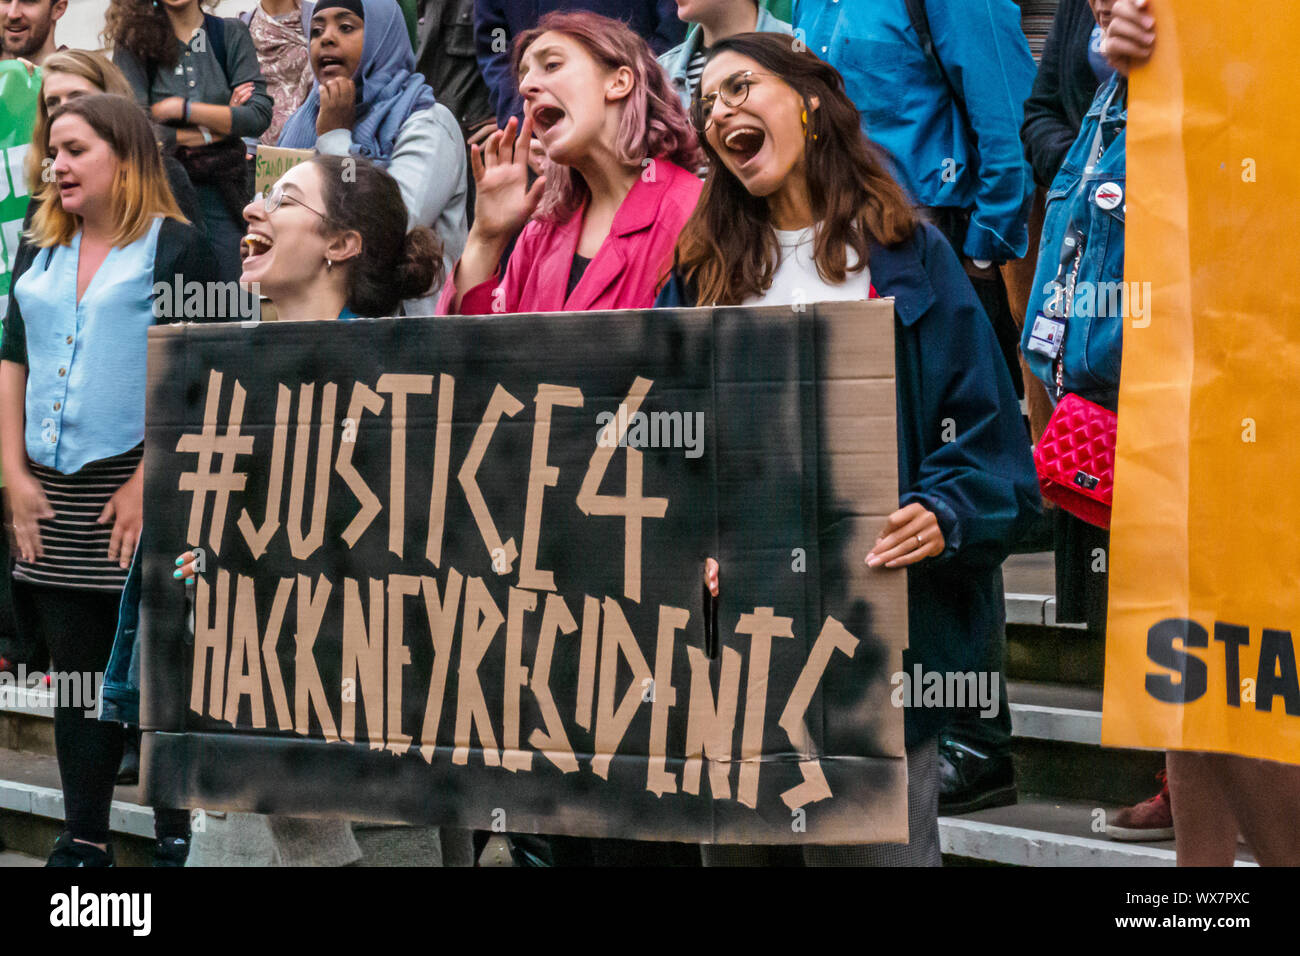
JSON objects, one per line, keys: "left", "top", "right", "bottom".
{"left": 692, "top": 70, "right": 776, "bottom": 133}
{"left": 258, "top": 182, "right": 326, "bottom": 218}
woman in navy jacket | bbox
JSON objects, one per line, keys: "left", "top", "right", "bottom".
{"left": 657, "top": 33, "right": 1039, "bottom": 865}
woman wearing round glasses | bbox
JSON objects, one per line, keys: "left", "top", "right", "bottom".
{"left": 657, "top": 33, "right": 1039, "bottom": 865}
{"left": 236, "top": 154, "right": 441, "bottom": 322}
{"left": 160, "top": 153, "right": 441, "bottom": 865}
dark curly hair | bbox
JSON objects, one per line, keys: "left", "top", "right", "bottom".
{"left": 103, "top": 0, "right": 219, "bottom": 70}
{"left": 311, "top": 154, "right": 445, "bottom": 316}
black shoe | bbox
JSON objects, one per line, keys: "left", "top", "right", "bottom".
{"left": 937, "top": 739, "right": 1017, "bottom": 815}
{"left": 116, "top": 732, "right": 140, "bottom": 785}
{"left": 46, "top": 832, "right": 115, "bottom": 867}
{"left": 153, "top": 835, "right": 190, "bottom": 867}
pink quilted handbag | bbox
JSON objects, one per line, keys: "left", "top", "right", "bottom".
{"left": 1033, "top": 393, "right": 1116, "bottom": 529}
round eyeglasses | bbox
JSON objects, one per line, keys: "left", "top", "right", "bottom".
{"left": 257, "top": 182, "right": 326, "bottom": 219}
{"left": 692, "top": 70, "right": 776, "bottom": 133}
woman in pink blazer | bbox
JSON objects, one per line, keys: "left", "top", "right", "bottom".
{"left": 438, "top": 9, "right": 702, "bottom": 316}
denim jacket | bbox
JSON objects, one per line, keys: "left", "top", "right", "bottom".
{"left": 657, "top": 4, "right": 792, "bottom": 111}
{"left": 1021, "top": 74, "right": 1128, "bottom": 410}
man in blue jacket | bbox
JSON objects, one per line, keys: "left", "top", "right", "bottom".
{"left": 796, "top": 0, "right": 1035, "bottom": 266}
{"left": 796, "top": 0, "right": 1036, "bottom": 400}
{"left": 475, "top": 0, "right": 686, "bottom": 127}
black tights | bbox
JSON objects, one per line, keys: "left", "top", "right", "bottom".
{"left": 13, "top": 582, "right": 189, "bottom": 844}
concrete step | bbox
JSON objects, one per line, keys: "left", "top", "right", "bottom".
{"left": 1003, "top": 550, "right": 1056, "bottom": 596}
{"left": 0, "top": 748, "right": 501, "bottom": 867}
{"left": 0, "top": 683, "right": 55, "bottom": 757}
{"left": 0, "top": 849, "right": 43, "bottom": 866}
{"left": 939, "top": 795, "right": 1257, "bottom": 867}
{"left": 1004, "top": 552, "right": 1086, "bottom": 629}
{"left": 1010, "top": 680, "right": 1102, "bottom": 744}
{"left": 1008, "top": 680, "right": 1167, "bottom": 805}
{"left": 1007, "top": 621, "right": 1103, "bottom": 687}
{"left": 1002, "top": 552, "right": 1104, "bottom": 687}
{"left": 0, "top": 748, "right": 155, "bottom": 865}
{"left": 0, "top": 745, "right": 1230, "bottom": 868}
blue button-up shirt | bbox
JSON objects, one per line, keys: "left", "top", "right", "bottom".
{"left": 14, "top": 217, "right": 164, "bottom": 474}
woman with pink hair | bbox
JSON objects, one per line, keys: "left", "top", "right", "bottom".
{"left": 438, "top": 9, "right": 702, "bottom": 316}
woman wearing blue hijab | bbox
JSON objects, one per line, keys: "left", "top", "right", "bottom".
{"left": 279, "top": 0, "right": 467, "bottom": 310}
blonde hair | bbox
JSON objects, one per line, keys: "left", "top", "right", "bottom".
{"left": 24, "top": 50, "right": 136, "bottom": 198}
{"left": 27, "top": 93, "right": 186, "bottom": 249}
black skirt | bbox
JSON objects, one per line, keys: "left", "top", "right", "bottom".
{"left": 1053, "top": 507, "right": 1110, "bottom": 636}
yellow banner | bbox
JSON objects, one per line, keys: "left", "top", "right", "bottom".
{"left": 1103, "top": 2, "right": 1300, "bottom": 765}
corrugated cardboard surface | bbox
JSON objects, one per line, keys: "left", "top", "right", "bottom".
{"left": 141, "top": 301, "right": 909, "bottom": 842}
{"left": 253, "top": 145, "right": 315, "bottom": 195}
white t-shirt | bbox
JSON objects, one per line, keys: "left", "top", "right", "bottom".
{"left": 740, "top": 227, "right": 871, "bottom": 307}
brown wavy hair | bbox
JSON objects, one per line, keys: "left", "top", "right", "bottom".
{"left": 674, "top": 33, "right": 918, "bottom": 305}
{"left": 311, "top": 155, "right": 445, "bottom": 315}
{"left": 102, "top": 0, "right": 219, "bottom": 70}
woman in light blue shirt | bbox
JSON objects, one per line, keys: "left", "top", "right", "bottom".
{"left": 0, "top": 93, "right": 217, "bottom": 867}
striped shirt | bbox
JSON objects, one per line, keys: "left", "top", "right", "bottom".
{"left": 13, "top": 445, "right": 144, "bottom": 592}
{"left": 685, "top": 48, "right": 708, "bottom": 102}
{"left": 687, "top": 48, "right": 710, "bottom": 179}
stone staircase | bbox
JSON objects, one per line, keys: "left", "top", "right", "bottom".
{"left": 0, "top": 682, "right": 452, "bottom": 866}
{"left": 0, "top": 683, "right": 158, "bottom": 866}
{"left": 938, "top": 552, "right": 1255, "bottom": 866}
{"left": 0, "top": 551, "right": 1257, "bottom": 866}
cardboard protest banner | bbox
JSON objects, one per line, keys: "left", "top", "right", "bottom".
{"left": 254, "top": 145, "right": 315, "bottom": 195}
{"left": 1102, "top": 2, "right": 1300, "bottom": 765}
{"left": 140, "top": 302, "right": 910, "bottom": 843}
